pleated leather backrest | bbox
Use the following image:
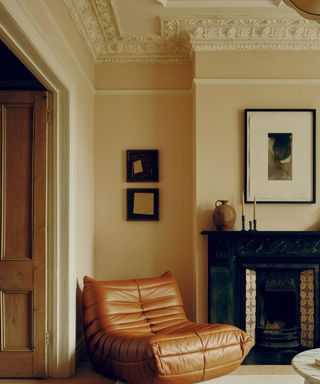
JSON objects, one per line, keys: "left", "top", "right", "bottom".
{"left": 83, "top": 271, "right": 187, "bottom": 336}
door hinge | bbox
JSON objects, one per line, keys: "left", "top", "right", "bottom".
{"left": 45, "top": 332, "right": 50, "bottom": 347}
{"left": 46, "top": 110, "right": 51, "bottom": 124}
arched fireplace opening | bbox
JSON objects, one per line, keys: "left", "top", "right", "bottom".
{"left": 256, "top": 278, "right": 300, "bottom": 349}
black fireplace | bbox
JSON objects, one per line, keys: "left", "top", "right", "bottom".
{"left": 202, "top": 231, "right": 320, "bottom": 364}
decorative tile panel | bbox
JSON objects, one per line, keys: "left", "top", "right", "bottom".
{"left": 300, "top": 269, "right": 315, "bottom": 347}
{"left": 245, "top": 269, "right": 256, "bottom": 342}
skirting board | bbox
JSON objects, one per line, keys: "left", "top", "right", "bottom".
{"left": 116, "top": 377, "right": 302, "bottom": 384}
{"left": 115, "top": 366, "right": 302, "bottom": 384}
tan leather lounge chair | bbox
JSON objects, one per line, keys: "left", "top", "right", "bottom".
{"left": 83, "top": 272, "right": 253, "bottom": 383}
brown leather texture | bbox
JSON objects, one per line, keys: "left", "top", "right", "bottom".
{"left": 83, "top": 272, "right": 253, "bottom": 383}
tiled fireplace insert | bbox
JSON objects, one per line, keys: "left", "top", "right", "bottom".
{"left": 202, "top": 231, "right": 320, "bottom": 364}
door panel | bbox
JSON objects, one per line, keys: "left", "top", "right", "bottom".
{"left": 0, "top": 351, "right": 33, "bottom": 377}
{"left": 0, "top": 91, "right": 47, "bottom": 377}
{"left": 3, "top": 105, "right": 33, "bottom": 260}
{"left": 2, "top": 291, "right": 32, "bottom": 350}
{"left": 0, "top": 261, "right": 33, "bottom": 290}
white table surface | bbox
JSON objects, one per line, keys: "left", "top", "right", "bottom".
{"left": 292, "top": 349, "right": 320, "bottom": 384}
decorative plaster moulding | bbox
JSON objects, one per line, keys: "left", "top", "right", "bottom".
{"left": 64, "top": 0, "right": 191, "bottom": 63}
{"left": 64, "top": 0, "right": 320, "bottom": 64}
{"left": 168, "top": 16, "right": 320, "bottom": 52}
{"left": 157, "top": 0, "right": 283, "bottom": 8}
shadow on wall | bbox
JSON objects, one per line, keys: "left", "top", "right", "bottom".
{"left": 198, "top": 206, "right": 215, "bottom": 232}
{"left": 76, "top": 280, "right": 88, "bottom": 365}
{"left": 306, "top": 215, "right": 320, "bottom": 231}
{"left": 196, "top": 207, "right": 213, "bottom": 323}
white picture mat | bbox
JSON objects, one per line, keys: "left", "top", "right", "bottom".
{"left": 246, "top": 111, "right": 314, "bottom": 202}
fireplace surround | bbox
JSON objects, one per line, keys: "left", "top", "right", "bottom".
{"left": 202, "top": 231, "right": 320, "bottom": 364}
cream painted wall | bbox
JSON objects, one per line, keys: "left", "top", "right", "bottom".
{"left": 194, "top": 51, "right": 320, "bottom": 323}
{"left": 43, "top": 0, "right": 94, "bottom": 83}
{"left": 94, "top": 92, "right": 195, "bottom": 318}
{"left": 95, "top": 63, "right": 193, "bottom": 90}
{"left": 195, "top": 51, "right": 320, "bottom": 79}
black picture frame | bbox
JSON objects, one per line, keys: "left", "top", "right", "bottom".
{"left": 127, "top": 188, "right": 159, "bottom": 221}
{"left": 245, "top": 109, "right": 316, "bottom": 204}
{"left": 127, "top": 149, "right": 159, "bottom": 182}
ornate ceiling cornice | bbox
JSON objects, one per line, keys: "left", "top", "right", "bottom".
{"left": 163, "top": 16, "right": 320, "bottom": 52}
{"left": 64, "top": 0, "right": 320, "bottom": 63}
{"left": 64, "top": 0, "right": 191, "bottom": 63}
{"left": 157, "top": 0, "right": 283, "bottom": 8}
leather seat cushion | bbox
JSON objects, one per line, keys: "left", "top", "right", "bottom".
{"left": 151, "top": 323, "right": 252, "bottom": 382}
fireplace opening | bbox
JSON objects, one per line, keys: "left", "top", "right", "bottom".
{"left": 256, "top": 278, "right": 300, "bottom": 349}
{"left": 261, "top": 291, "right": 297, "bottom": 329}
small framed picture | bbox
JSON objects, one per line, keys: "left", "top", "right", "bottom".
{"left": 127, "top": 150, "right": 159, "bottom": 182}
{"left": 127, "top": 188, "right": 159, "bottom": 221}
{"left": 245, "top": 109, "right": 316, "bottom": 203}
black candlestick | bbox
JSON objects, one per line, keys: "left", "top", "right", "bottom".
{"left": 241, "top": 215, "right": 245, "bottom": 231}
{"left": 253, "top": 219, "right": 257, "bottom": 231}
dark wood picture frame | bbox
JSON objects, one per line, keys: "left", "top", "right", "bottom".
{"left": 127, "top": 188, "right": 159, "bottom": 221}
{"left": 127, "top": 149, "right": 159, "bottom": 182}
{"left": 245, "top": 109, "right": 316, "bottom": 204}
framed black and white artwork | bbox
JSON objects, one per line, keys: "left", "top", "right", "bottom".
{"left": 245, "top": 109, "right": 316, "bottom": 203}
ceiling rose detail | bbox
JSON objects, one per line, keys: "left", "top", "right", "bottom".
{"left": 64, "top": 0, "right": 320, "bottom": 63}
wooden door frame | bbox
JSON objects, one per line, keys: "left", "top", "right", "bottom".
{"left": 0, "top": 2, "right": 77, "bottom": 378}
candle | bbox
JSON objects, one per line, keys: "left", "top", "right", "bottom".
{"left": 242, "top": 191, "right": 245, "bottom": 216}
{"left": 253, "top": 197, "right": 256, "bottom": 220}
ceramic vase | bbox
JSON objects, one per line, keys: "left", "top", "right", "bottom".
{"left": 213, "top": 200, "right": 236, "bottom": 231}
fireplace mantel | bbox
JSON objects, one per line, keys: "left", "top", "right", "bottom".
{"left": 202, "top": 230, "right": 320, "bottom": 364}
{"left": 202, "top": 230, "right": 320, "bottom": 262}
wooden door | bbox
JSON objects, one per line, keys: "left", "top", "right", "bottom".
{"left": 0, "top": 91, "right": 47, "bottom": 377}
